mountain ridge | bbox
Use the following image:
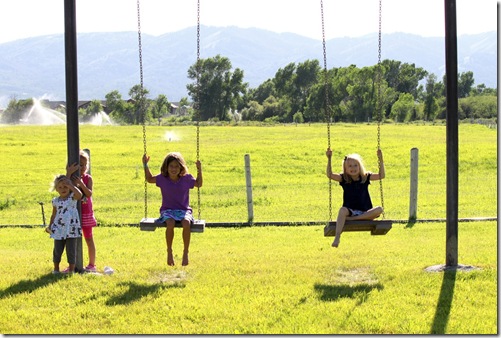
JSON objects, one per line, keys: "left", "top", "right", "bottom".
{"left": 0, "top": 26, "right": 496, "bottom": 104}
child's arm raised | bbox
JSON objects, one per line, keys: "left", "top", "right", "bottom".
{"left": 66, "top": 162, "right": 79, "bottom": 179}
{"left": 371, "top": 149, "right": 385, "bottom": 180}
{"left": 73, "top": 176, "right": 93, "bottom": 198}
{"left": 67, "top": 178, "right": 83, "bottom": 200}
{"left": 194, "top": 160, "right": 203, "bottom": 188}
{"left": 66, "top": 162, "right": 92, "bottom": 198}
{"left": 326, "top": 148, "right": 342, "bottom": 182}
{"left": 142, "top": 154, "right": 156, "bottom": 184}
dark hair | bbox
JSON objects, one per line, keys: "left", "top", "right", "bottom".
{"left": 160, "top": 152, "right": 188, "bottom": 177}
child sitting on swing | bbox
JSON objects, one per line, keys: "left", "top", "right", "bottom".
{"left": 142, "top": 152, "right": 202, "bottom": 266}
{"left": 326, "top": 148, "right": 385, "bottom": 248}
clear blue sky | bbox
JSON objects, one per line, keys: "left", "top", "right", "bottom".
{"left": 0, "top": 0, "right": 497, "bottom": 43}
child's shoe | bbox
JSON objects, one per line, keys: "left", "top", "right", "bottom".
{"left": 62, "top": 267, "right": 74, "bottom": 274}
{"left": 84, "top": 264, "right": 97, "bottom": 272}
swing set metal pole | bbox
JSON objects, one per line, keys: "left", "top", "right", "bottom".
{"left": 64, "top": 0, "right": 83, "bottom": 273}
{"left": 444, "top": 0, "right": 459, "bottom": 268}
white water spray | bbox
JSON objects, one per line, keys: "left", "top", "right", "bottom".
{"left": 20, "top": 98, "right": 65, "bottom": 125}
{"left": 87, "top": 111, "right": 114, "bottom": 125}
{"left": 164, "top": 131, "right": 180, "bottom": 142}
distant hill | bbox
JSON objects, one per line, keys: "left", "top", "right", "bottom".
{"left": 0, "top": 26, "right": 496, "bottom": 104}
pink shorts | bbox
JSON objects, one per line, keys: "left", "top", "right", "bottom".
{"left": 82, "top": 226, "right": 94, "bottom": 239}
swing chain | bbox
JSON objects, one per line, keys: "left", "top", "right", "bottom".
{"left": 320, "top": 0, "right": 332, "bottom": 222}
{"left": 196, "top": 0, "right": 201, "bottom": 220}
{"left": 136, "top": 1, "right": 201, "bottom": 222}
{"left": 136, "top": 0, "right": 147, "bottom": 219}
{"left": 376, "top": 0, "right": 385, "bottom": 218}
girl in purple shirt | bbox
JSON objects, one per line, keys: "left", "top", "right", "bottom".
{"left": 143, "top": 152, "right": 203, "bottom": 266}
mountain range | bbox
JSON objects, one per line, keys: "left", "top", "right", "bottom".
{"left": 0, "top": 26, "right": 496, "bottom": 104}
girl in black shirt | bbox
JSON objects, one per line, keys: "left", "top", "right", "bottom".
{"left": 326, "top": 149, "right": 385, "bottom": 247}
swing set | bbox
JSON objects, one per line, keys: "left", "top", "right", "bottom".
{"left": 137, "top": 0, "right": 392, "bottom": 237}
{"left": 138, "top": 0, "right": 205, "bottom": 232}
{"left": 56, "top": 0, "right": 463, "bottom": 269}
{"left": 321, "top": 0, "right": 392, "bottom": 237}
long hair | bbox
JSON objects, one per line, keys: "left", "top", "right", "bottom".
{"left": 79, "top": 149, "right": 89, "bottom": 174}
{"left": 341, "top": 153, "right": 370, "bottom": 183}
{"left": 160, "top": 152, "right": 189, "bottom": 177}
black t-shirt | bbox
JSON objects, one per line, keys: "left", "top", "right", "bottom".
{"left": 340, "top": 173, "right": 373, "bottom": 211}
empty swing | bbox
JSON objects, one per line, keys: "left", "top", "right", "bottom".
{"left": 321, "top": 0, "right": 392, "bottom": 237}
{"left": 137, "top": 0, "right": 205, "bottom": 232}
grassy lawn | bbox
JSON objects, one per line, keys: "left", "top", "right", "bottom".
{"left": 0, "top": 220, "right": 497, "bottom": 334}
{"left": 0, "top": 123, "right": 497, "bottom": 334}
{"left": 0, "top": 123, "right": 497, "bottom": 224}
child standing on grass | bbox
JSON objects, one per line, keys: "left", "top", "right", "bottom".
{"left": 48, "top": 174, "right": 83, "bottom": 274}
{"left": 142, "top": 152, "right": 203, "bottom": 266}
{"left": 326, "top": 148, "right": 385, "bottom": 248}
{"left": 67, "top": 150, "right": 98, "bottom": 272}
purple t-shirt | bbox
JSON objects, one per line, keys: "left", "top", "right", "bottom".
{"left": 155, "top": 174, "right": 196, "bottom": 213}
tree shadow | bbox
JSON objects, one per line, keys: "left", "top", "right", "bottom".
{"left": 106, "top": 281, "right": 185, "bottom": 306}
{"left": 314, "top": 283, "right": 384, "bottom": 304}
{"left": 0, "top": 273, "right": 63, "bottom": 299}
{"left": 430, "top": 270, "right": 456, "bottom": 334}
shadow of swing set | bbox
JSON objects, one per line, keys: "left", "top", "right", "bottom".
{"left": 138, "top": 0, "right": 392, "bottom": 238}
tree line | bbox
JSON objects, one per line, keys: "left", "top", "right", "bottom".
{"left": 2, "top": 54, "right": 497, "bottom": 124}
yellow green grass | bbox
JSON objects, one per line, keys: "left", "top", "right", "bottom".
{"left": 0, "top": 123, "right": 497, "bottom": 225}
{"left": 0, "top": 123, "right": 497, "bottom": 334}
{"left": 0, "top": 221, "right": 496, "bottom": 334}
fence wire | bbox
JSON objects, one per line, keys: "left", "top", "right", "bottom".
{"left": 0, "top": 164, "right": 496, "bottom": 226}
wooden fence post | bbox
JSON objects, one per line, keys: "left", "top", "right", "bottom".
{"left": 409, "top": 148, "right": 419, "bottom": 220}
{"left": 244, "top": 154, "right": 254, "bottom": 224}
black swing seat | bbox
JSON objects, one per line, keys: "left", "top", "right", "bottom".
{"left": 324, "top": 220, "right": 392, "bottom": 236}
{"left": 140, "top": 218, "right": 205, "bottom": 233}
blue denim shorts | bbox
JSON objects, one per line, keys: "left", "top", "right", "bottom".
{"left": 156, "top": 209, "right": 194, "bottom": 224}
{"left": 348, "top": 209, "right": 365, "bottom": 217}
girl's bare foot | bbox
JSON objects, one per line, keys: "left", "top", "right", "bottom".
{"left": 182, "top": 251, "right": 189, "bottom": 266}
{"left": 167, "top": 250, "right": 175, "bottom": 266}
{"left": 332, "top": 237, "right": 340, "bottom": 248}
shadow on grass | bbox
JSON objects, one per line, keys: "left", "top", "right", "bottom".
{"left": 106, "top": 281, "right": 185, "bottom": 306}
{"left": 314, "top": 283, "right": 384, "bottom": 303}
{"left": 0, "top": 273, "right": 63, "bottom": 299}
{"left": 405, "top": 220, "right": 416, "bottom": 229}
{"left": 430, "top": 270, "right": 456, "bottom": 334}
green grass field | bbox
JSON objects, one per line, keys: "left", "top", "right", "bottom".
{"left": 0, "top": 221, "right": 497, "bottom": 334}
{"left": 0, "top": 123, "right": 497, "bottom": 225}
{"left": 0, "top": 123, "right": 497, "bottom": 334}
